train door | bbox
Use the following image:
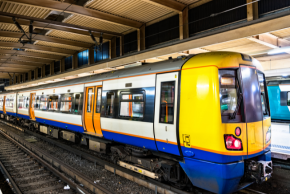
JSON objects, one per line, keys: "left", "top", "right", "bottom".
{"left": 29, "top": 93, "right": 36, "bottom": 120}
{"left": 154, "top": 72, "right": 180, "bottom": 156}
{"left": 84, "top": 86, "right": 103, "bottom": 136}
{"left": 3, "top": 96, "right": 6, "bottom": 114}
{"left": 240, "top": 66, "right": 264, "bottom": 157}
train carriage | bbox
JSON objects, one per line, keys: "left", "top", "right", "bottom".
{"left": 0, "top": 52, "right": 272, "bottom": 194}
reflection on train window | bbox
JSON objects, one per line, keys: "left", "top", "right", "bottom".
{"left": 160, "top": 81, "right": 175, "bottom": 124}
{"left": 106, "top": 92, "right": 115, "bottom": 116}
{"left": 75, "top": 94, "right": 81, "bottom": 113}
{"left": 49, "top": 96, "right": 59, "bottom": 111}
{"left": 40, "top": 97, "right": 48, "bottom": 110}
{"left": 61, "top": 95, "right": 72, "bottom": 112}
{"left": 96, "top": 88, "right": 102, "bottom": 113}
{"left": 34, "top": 96, "right": 40, "bottom": 109}
{"left": 120, "top": 93, "right": 144, "bottom": 118}
{"left": 220, "top": 88, "right": 237, "bottom": 114}
{"left": 87, "top": 88, "right": 93, "bottom": 113}
{"left": 258, "top": 73, "right": 269, "bottom": 116}
{"left": 0, "top": 98, "right": 3, "bottom": 108}
{"left": 18, "top": 97, "right": 29, "bottom": 109}
{"left": 5, "top": 98, "right": 14, "bottom": 108}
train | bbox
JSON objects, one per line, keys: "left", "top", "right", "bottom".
{"left": 267, "top": 80, "right": 290, "bottom": 122}
{"left": 0, "top": 52, "right": 272, "bottom": 194}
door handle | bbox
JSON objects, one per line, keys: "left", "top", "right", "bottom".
{"left": 165, "top": 126, "right": 167, "bottom": 131}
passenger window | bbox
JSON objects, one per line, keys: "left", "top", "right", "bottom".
{"left": 96, "top": 88, "right": 102, "bottom": 113}
{"left": 35, "top": 96, "right": 40, "bottom": 109}
{"left": 75, "top": 94, "right": 81, "bottom": 113}
{"left": 6, "top": 98, "right": 14, "bottom": 108}
{"left": 18, "top": 97, "right": 24, "bottom": 109}
{"left": 160, "top": 81, "right": 175, "bottom": 124}
{"left": 87, "top": 88, "right": 93, "bottom": 113}
{"left": 61, "top": 96, "right": 72, "bottom": 112}
{"left": 40, "top": 97, "right": 48, "bottom": 110}
{"left": 106, "top": 92, "right": 115, "bottom": 116}
{"left": 120, "top": 93, "right": 144, "bottom": 118}
{"left": 49, "top": 96, "right": 59, "bottom": 111}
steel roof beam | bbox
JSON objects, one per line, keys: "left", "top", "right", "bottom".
{"left": 0, "top": 49, "right": 64, "bottom": 60}
{"left": 141, "top": 0, "right": 186, "bottom": 13}
{"left": 4, "top": 0, "right": 143, "bottom": 29}
{"left": 0, "top": 55, "right": 53, "bottom": 63}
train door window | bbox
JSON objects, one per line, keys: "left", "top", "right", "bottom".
{"left": 258, "top": 73, "right": 270, "bottom": 116}
{"left": 34, "top": 96, "right": 40, "bottom": 109}
{"left": 40, "top": 97, "right": 48, "bottom": 110}
{"left": 120, "top": 92, "right": 144, "bottom": 118}
{"left": 49, "top": 96, "right": 59, "bottom": 111}
{"left": 106, "top": 92, "right": 115, "bottom": 116}
{"left": 6, "top": 97, "right": 14, "bottom": 108}
{"left": 60, "top": 95, "right": 72, "bottom": 112}
{"left": 96, "top": 88, "right": 102, "bottom": 113}
{"left": 75, "top": 94, "right": 81, "bottom": 113}
{"left": 18, "top": 97, "right": 24, "bottom": 109}
{"left": 87, "top": 88, "right": 93, "bottom": 113}
{"left": 25, "top": 97, "right": 29, "bottom": 109}
{"left": 160, "top": 81, "right": 175, "bottom": 124}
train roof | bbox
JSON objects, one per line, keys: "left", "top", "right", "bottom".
{"left": 1, "top": 52, "right": 262, "bottom": 94}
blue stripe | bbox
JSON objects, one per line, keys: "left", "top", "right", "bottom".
{"left": 0, "top": 110, "right": 3, "bottom": 114}
{"left": 102, "top": 130, "right": 158, "bottom": 151}
{"left": 35, "top": 117, "right": 84, "bottom": 133}
{"left": 6, "top": 112, "right": 16, "bottom": 116}
{"left": 156, "top": 141, "right": 180, "bottom": 155}
{"left": 181, "top": 146, "right": 270, "bottom": 163}
{"left": 17, "top": 114, "right": 30, "bottom": 120}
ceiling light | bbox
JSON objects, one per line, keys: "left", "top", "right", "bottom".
{"left": 268, "top": 47, "right": 290, "bottom": 55}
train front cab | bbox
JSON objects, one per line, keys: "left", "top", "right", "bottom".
{"left": 178, "top": 53, "right": 272, "bottom": 194}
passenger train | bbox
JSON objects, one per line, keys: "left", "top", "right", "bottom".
{"left": 267, "top": 80, "right": 290, "bottom": 122}
{"left": 0, "top": 52, "right": 272, "bottom": 194}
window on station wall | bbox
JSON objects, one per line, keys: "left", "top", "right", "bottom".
{"left": 25, "top": 73, "right": 28, "bottom": 81}
{"left": 124, "top": 31, "right": 137, "bottom": 54}
{"left": 94, "top": 42, "right": 109, "bottom": 63}
{"left": 31, "top": 70, "right": 34, "bottom": 80}
{"left": 116, "top": 37, "right": 120, "bottom": 57}
{"left": 145, "top": 15, "right": 179, "bottom": 48}
{"left": 188, "top": 0, "right": 246, "bottom": 36}
{"left": 54, "top": 61, "right": 60, "bottom": 74}
{"left": 78, "top": 49, "right": 89, "bottom": 67}
{"left": 20, "top": 75, "right": 23, "bottom": 83}
{"left": 65, "top": 56, "right": 73, "bottom": 70}
{"left": 259, "top": 0, "right": 290, "bottom": 16}
{"left": 45, "top": 64, "right": 50, "bottom": 76}
{"left": 38, "top": 68, "right": 42, "bottom": 78}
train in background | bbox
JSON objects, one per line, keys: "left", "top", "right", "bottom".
{"left": 0, "top": 52, "right": 272, "bottom": 194}
{"left": 267, "top": 80, "right": 290, "bottom": 122}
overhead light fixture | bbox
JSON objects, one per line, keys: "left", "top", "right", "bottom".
{"left": 268, "top": 46, "right": 290, "bottom": 55}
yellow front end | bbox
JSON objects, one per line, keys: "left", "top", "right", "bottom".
{"left": 178, "top": 52, "right": 272, "bottom": 194}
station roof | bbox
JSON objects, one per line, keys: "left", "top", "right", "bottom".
{"left": 1, "top": 0, "right": 290, "bottom": 90}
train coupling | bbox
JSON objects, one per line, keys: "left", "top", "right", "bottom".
{"left": 246, "top": 160, "right": 272, "bottom": 184}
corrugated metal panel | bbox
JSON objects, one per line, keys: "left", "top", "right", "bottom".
{"left": 10, "top": 59, "right": 41, "bottom": 65}
{"left": 25, "top": 49, "right": 68, "bottom": 57}
{"left": 0, "top": 47, "right": 13, "bottom": 50}
{"left": 0, "top": 1, "right": 51, "bottom": 19}
{"left": 176, "top": 0, "right": 199, "bottom": 5}
{"left": 188, "top": 0, "right": 247, "bottom": 35}
{"left": 271, "top": 28, "right": 290, "bottom": 38}
{"left": 0, "top": 23, "right": 28, "bottom": 32}
{"left": 85, "top": 0, "right": 173, "bottom": 23}
{"left": 0, "top": 37, "right": 18, "bottom": 42}
{"left": 259, "top": 0, "right": 290, "bottom": 15}
{"left": 47, "top": 29, "right": 97, "bottom": 44}
{"left": 64, "top": 14, "right": 132, "bottom": 34}
{"left": 203, "top": 39, "right": 253, "bottom": 50}
{"left": 35, "top": 40, "right": 84, "bottom": 51}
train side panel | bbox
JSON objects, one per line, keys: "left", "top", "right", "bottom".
{"left": 17, "top": 92, "right": 31, "bottom": 120}
{"left": 5, "top": 93, "right": 17, "bottom": 116}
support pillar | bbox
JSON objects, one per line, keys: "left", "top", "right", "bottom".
{"left": 50, "top": 62, "right": 54, "bottom": 76}
{"left": 89, "top": 47, "right": 95, "bottom": 65}
{"left": 72, "top": 53, "right": 78, "bottom": 69}
{"left": 61, "top": 57, "right": 65, "bottom": 72}
{"left": 138, "top": 24, "right": 146, "bottom": 51}
{"left": 111, "top": 37, "right": 116, "bottom": 59}
{"left": 247, "top": 0, "right": 258, "bottom": 21}
{"left": 179, "top": 6, "right": 189, "bottom": 40}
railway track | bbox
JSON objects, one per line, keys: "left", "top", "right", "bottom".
{"left": 0, "top": 120, "right": 274, "bottom": 194}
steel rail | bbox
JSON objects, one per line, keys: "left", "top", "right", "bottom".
{"left": 0, "top": 161, "right": 22, "bottom": 194}
{"left": 0, "top": 120, "right": 191, "bottom": 194}
{"left": 0, "top": 127, "right": 113, "bottom": 194}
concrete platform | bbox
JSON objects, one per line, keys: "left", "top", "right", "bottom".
{"left": 271, "top": 122, "right": 290, "bottom": 160}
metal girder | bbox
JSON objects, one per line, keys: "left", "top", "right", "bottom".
{"left": 0, "top": 31, "right": 93, "bottom": 48}
{"left": 0, "top": 60, "right": 43, "bottom": 67}
{"left": 141, "top": 0, "right": 186, "bottom": 13}
{"left": 0, "top": 12, "right": 120, "bottom": 38}
{"left": 4, "top": 0, "right": 143, "bottom": 29}
{"left": 1, "top": 63, "right": 37, "bottom": 69}
{"left": 0, "top": 55, "right": 53, "bottom": 63}
{"left": 0, "top": 41, "right": 76, "bottom": 55}
{"left": 0, "top": 49, "right": 63, "bottom": 60}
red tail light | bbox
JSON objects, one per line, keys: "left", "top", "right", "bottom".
{"left": 224, "top": 135, "right": 243, "bottom": 150}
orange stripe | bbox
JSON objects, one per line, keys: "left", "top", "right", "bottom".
{"left": 35, "top": 116, "right": 82, "bottom": 127}
{"left": 102, "top": 128, "right": 155, "bottom": 141}
{"left": 182, "top": 65, "right": 219, "bottom": 71}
